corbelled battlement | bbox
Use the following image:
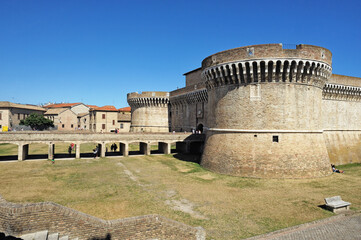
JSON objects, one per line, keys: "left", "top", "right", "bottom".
{"left": 323, "top": 83, "right": 361, "bottom": 101}
{"left": 170, "top": 89, "right": 208, "bottom": 106}
{"left": 202, "top": 44, "right": 332, "bottom": 89}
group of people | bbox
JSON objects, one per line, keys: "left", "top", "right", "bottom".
{"left": 110, "top": 143, "right": 118, "bottom": 152}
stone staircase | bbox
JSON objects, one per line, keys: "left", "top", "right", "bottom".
{"left": 20, "top": 231, "right": 78, "bottom": 240}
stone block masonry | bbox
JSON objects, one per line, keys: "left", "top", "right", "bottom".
{"left": 0, "top": 195, "right": 205, "bottom": 240}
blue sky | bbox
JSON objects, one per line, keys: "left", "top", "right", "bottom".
{"left": 1, "top": 0, "right": 360, "bottom": 108}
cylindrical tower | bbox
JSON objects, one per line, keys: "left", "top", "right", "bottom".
{"left": 200, "top": 44, "right": 333, "bottom": 178}
{"left": 127, "top": 91, "right": 170, "bottom": 132}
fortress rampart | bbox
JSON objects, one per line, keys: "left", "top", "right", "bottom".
{"left": 126, "top": 43, "right": 361, "bottom": 178}
{"left": 127, "top": 92, "right": 170, "bottom": 132}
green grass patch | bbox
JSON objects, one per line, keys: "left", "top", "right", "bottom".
{"left": 0, "top": 155, "right": 360, "bottom": 240}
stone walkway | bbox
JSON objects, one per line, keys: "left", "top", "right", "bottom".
{"left": 247, "top": 212, "right": 361, "bottom": 240}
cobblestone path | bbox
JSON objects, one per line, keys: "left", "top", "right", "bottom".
{"left": 247, "top": 213, "right": 361, "bottom": 240}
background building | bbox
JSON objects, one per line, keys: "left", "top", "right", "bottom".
{"left": 0, "top": 101, "right": 46, "bottom": 131}
{"left": 89, "top": 105, "right": 118, "bottom": 132}
{"left": 117, "top": 107, "right": 131, "bottom": 132}
{"left": 44, "top": 108, "right": 78, "bottom": 131}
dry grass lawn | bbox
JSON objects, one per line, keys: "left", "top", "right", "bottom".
{"left": 0, "top": 153, "right": 360, "bottom": 240}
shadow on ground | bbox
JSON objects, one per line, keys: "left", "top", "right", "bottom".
{"left": 173, "top": 153, "right": 202, "bottom": 164}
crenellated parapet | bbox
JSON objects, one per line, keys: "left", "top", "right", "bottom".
{"left": 170, "top": 89, "right": 208, "bottom": 106}
{"left": 127, "top": 92, "right": 169, "bottom": 108}
{"left": 323, "top": 83, "right": 361, "bottom": 101}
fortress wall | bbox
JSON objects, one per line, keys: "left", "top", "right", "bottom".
{"left": 322, "top": 98, "right": 361, "bottom": 165}
{"left": 0, "top": 195, "right": 205, "bottom": 240}
{"left": 202, "top": 131, "right": 331, "bottom": 178}
{"left": 208, "top": 83, "right": 323, "bottom": 131}
{"left": 131, "top": 106, "right": 169, "bottom": 132}
{"left": 323, "top": 131, "right": 361, "bottom": 165}
{"left": 329, "top": 74, "right": 361, "bottom": 87}
{"left": 202, "top": 83, "right": 331, "bottom": 178}
{"left": 322, "top": 99, "right": 361, "bottom": 130}
{"left": 171, "top": 101, "right": 207, "bottom": 132}
{"left": 185, "top": 68, "right": 203, "bottom": 86}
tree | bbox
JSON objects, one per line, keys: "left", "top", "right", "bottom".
{"left": 20, "top": 113, "right": 54, "bottom": 130}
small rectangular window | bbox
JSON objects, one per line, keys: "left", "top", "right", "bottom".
{"left": 113, "top": 120, "right": 115, "bottom": 125}
{"left": 120, "top": 123, "right": 124, "bottom": 129}
{"left": 62, "top": 124, "right": 65, "bottom": 128}
{"left": 273, "top": 135, "right": 279, "bottom": 143}
{"left": 102, "top": 124, "right": 105, "bottom": 130}
{"left": 71, "top": 124, "right": 74, "bottom": 128}
{"left": 18, "top": 114, "right": 20, "bottom": 120}
{"left": 0, "top": 113, "right": 2, "bottom": 120}
{"left": 102, "top": 114, "right": 105, "bottom": 119}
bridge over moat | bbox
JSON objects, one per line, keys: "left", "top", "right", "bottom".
{"left": 0, "top": 132, "right": 205, "bottom": 161}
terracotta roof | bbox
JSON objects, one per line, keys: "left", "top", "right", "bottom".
{"left": 0, "top": 101, "right": 46, "bottom": 111}
{"left": 118, "top": 107, "right": 131, "bottom": 112}
{"left": 87, "top": 105, "right": 99, "bottom": 109}
{"left": 92, "top": 105, "right": 118, "bottom": 112}
{"left": 44, "top": 103, "right": 81, "bottom": 108}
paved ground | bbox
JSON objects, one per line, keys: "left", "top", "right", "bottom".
{"left": 247, "top": 212, "right": 361, "bottom": 240}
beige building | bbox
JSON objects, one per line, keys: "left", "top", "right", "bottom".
{"left": 117, "top": 107, "right": 131, "bottom": 132}
{"left": 44, "top": 108, "right": 78, "bottom": 131}
{"left": 89, "top": 105, "right": 118, "bottom": 132}
{"left": 0, "top": 101, "right": 46, "bottom": 131}
{"left": 44, "top": 103, "right": 97, "bottom": 130}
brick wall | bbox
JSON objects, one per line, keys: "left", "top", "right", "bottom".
{"left": 0, "top": 195, "right": 205, "bottom": 240}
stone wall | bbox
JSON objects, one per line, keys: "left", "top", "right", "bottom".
{"left": 0, "top": 195, "right": 205, "bottom": 240}
{"left": 323, "top": 131, "right": 361, "bottom": 165}
{"left": 320, "top": 74, "right": 361, "bottom": 165}
{"left": 329, "top": 74, "right": 361, "bottom": 87}
{"left": 185, "top": 68, "right": 203, "bottom": 87}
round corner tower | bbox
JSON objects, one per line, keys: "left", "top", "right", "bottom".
{"left": 127, "top": 91, "right": 170, "bottom": 132}
{"left": 200, "top": 44, "right": 333, "bottom": 178}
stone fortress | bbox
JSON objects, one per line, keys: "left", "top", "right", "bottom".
{"left": 128, "top": 43, "right": 361, "bottom": 178}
